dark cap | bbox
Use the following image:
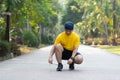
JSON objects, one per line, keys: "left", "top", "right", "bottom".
{"left": 64, "top": 21, "right": 74, "bottom": 30}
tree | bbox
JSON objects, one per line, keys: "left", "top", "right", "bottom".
{"left": 62, "top": 0, "right": 120, "bottom": 45}
{"left": 1, "top": 0, "right": 61, "bottom": 45}
{"left": 62, "top": 0, "right": 84, "bottom": 24}
{"left": 0, "top": 0, "right": 24, "bottom": 42}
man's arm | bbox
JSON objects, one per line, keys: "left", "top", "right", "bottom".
{"left": 67, "top": 46, "right": 79, "bottom": 64}
{"left": 71, "top": 35, "right": 80, "bottom": 58}
{"left": 48, "top": 33, "right": 61, "bottom": 64}
{"left": 49, "top": 45, "right": 55, "bottom": 57}
{"left": 48, "top": 45, "right": 55, "bottom": 64}
{"left": 71, "top": 46, "right": 79, "bottom": 58}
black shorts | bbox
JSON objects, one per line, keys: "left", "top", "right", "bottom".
{"left": 62, "top": 48, "right": 81, "bottom": 60}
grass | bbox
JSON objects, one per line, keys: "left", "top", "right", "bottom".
{"left": 96, "top": 45, "right": 120, "bottom": 55}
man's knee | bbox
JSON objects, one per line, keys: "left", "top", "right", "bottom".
{"left": 54, "top": 44, "right": 60, "bottom": 49}
{"left": 54, "top": 44, "right": 63, "bottom": 51}
{"left": 74, "top": 55, "right": 83, "bottom": 64}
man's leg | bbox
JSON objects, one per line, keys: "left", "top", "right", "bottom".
{"left": 69, "top": 54, "right": 83, "bottom": 70}
{"left": 54, "top": 44, "right": 64, "bottom": 71}
{"left": 74, "top": 54, "right": 83, "bottom": 64}
{"left": 54, "top": 44, "right": 63, "bottom": 63}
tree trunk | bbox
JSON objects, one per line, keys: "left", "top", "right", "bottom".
{"left": 112, "top": 0, "right": 117, "bottom": 45}
{"left": 4, "top": 6, "right": 10, "bottom": 42}
{"left": 39, "top": 24, "right": 42, "bottom": 44}
{"left": 113, "top": 0, "right": 116, "bottom": 30}
{"left": 103, "top": 19, "right": 109, "bottom": 44}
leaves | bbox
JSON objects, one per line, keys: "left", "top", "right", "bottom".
{"left": 62, "top": 0, "right": 120, "bottom": 44}
{"left": 0, "top": 0, "right": 61, "bottom": 45}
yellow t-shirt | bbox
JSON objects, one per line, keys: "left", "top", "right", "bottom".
{"left": 54, "top": 31, "right": 80, "bottom": 51}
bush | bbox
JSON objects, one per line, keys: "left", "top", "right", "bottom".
{"left": 41, "top": 34, "right": 54, "bottom": 44}
{"left": 0, "top": 41, "right": 11, "bottom": 57}
{"left": 10, "top": 42, "right": 21, "bottom": 56}
{"left": 22, "top": 30, "right": 40, "bottom": 47}
{"left": 48, "top": 35, "right": 54, "bottom": 44}
{"left": 0, "top": 41, "right": 21, "bottom": 57}
{"left": 85, "top": 38, "right": 93, "bottom": 45}
{"left": 94, "top": 38, "right": 100, "bottom": 45}
{"left": 100, "top": 38, "right": 108, "bottom": 45}
{"left": 11, "top": 36, "right": 22, "bottom": 44}
{"left": 41, "top": 34, "right": 48, "bottom": 44}
{"left": 0, "top": 28, "right": 5, "bottom": 40}
{"left": 116, "top": 38, "right": 120, "bottom": 45}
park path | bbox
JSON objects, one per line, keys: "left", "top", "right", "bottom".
{"left": 0, "top": 45, "right": 120, "bottom": 80}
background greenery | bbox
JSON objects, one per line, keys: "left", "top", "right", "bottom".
{"left": 0, "top": 0, "right": 120, "bottom": 58}
{"left": 62, "top": 0, "right": 120, "bottom": 46}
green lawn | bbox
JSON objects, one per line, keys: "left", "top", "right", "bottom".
{"left": 96, "top": 45, "right": 120, "bottom": 55}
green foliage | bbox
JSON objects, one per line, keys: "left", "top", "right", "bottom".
{"left": 0, "top": 0, "right": 60, "bottom": 46}
{"left": 41, "top": 34, "right": 48, "bottom": 44}
{"left": 48, "top": 35, "right": 54, "bottom": 44}
{"left": 63, "top": 0, "right": 120, "bottom": 45}
{"left": 22, "top": 30, "right": 40, "bottom": 47}
{"left": 62, "top": 0, "right": 83, "bottom": 24}
{"left": 0, "top": 41, "right": 11, "bottom": 57}
{"left": 0, "top": 41, "right": 21, "bottom": 57}
{"left": 10, "top": 42, "right": 21, "bottom": 56}
{"left": 0, "top": 17, "right": 5, "bottom": 40}
{"left": 41, "top": 33, "right": 54, "bottom": 44}
{"left": 0, "top": 28, "right": 5, "bottom": 40}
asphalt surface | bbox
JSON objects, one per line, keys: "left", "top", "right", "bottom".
{"left": 0, "top": 45, "right": 120, "bottom": 80}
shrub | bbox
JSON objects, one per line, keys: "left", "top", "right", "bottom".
{"left": 0, "top": 28, "right": 5, "bottom": 40}
{"left": 11, "top": 36, "right": 22, "bottom": 44}
{"left": 0, "top": 41, "right": 21, "bottom": 57}
{"left": 85, "top": 38, "right": 93, "bottom": 45}
{"left": 100, "top": 38, "right": 108, "bottom": 45}
{"left": 94, "top": 38, "right": 100, "bottom": 45}
{"left": 41, "top": 34, "right": 48, "bottom": 44}
{"left": 116, "top": 38, "right": 120, "bottom": 45}
{"left": 48, "top": 35, "right": 54, "bottom": 44}
{"left": 0, "top": 41, "right": 11, "bottom": 57}
{"left": 22, "top": 30, "right": 40, "bottom": 47}
{"left": 41, "top": 34, "right": 53, "bottom": 44}
{"left": 10, "top": 42, "right": 21, "bottom": 56}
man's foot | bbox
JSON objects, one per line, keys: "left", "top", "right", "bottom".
{"left": 57, "top": 63, "right": 63, "bottom": 71}
{"left": 69, "top": 62, "right": 74, "bottom": 70}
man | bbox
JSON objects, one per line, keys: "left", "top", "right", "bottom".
{"left": 48, "top": 21, "right": 83, "bottom": 71}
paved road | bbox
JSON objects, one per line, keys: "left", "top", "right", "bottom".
{"left": 0, "top": 45, "right": 120, "bottom": 80}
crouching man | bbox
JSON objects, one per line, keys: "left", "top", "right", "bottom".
{"left": 48, "top": 21, "right": 83, "bottom": 71}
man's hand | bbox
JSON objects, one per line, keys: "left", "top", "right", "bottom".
{"left": 67, "top": 58, "right": 73, "bottom": 64}
{"left": 48, "top": 57, "right": 53, "bottom": 64}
